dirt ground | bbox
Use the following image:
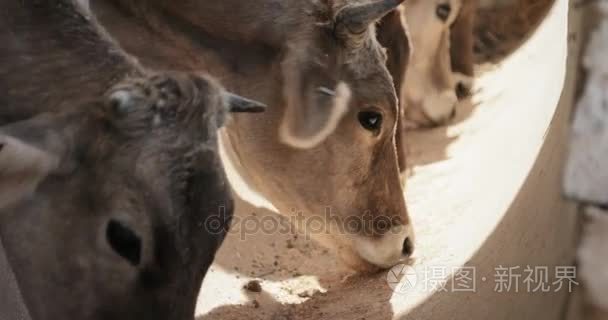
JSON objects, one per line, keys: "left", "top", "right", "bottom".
{"left": 195, "top": 1, "right": 562, "bottom": 319}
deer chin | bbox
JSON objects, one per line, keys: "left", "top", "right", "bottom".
{"left": 324, "top": 225, "right": 414, "bottom": 273}
{"left": 354, "top": 225, "right": 414, "bottom": 269}
{"left": 420, "top": 90, "right": 458, "bottom": 124}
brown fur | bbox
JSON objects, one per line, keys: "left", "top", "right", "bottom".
{"left": 377, "top": 6, "right": 411, "bottom": 173}
{"left": 451, "top": 0, "right": 477, "bottom": 78}
{"left": 0, "top": 72, "right": 237, "bottom": 320}
{"left": 401, "top": 0, "right": 476, "bottom": 127}
{"left": 474, "top": 0, "right": 553, "bottom": 62}
{"left": 0, "top": 0, "right": 142, "bottom": 124}
{"left": 91, "top": 0, "right": 414, "bottom": 270}
{"left": 0, "top": 1, "right": 265, "bottom": 318}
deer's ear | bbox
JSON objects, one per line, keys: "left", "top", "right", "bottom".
{"left": 377, "top": 6, "right": 410, "bottom": 174}
{"left": 279, "top": 44, "right": 351, "bottom": 149}
{"left": 224, "top": 92, "right": 267, "bottom": 114}
{"left": 377, "top": 6, "right": 410, "bottom": 98}
{"left": 0, "top": 113, "right": 81, "bottom": 209}
{"left": 0, "top": 134, "right": 59, "bottom": 209}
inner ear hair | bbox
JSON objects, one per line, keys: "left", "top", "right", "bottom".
{"left": 279, "top": 81, "right": 352, "bottom": 149}
{"left": 0, "top": 135, "right": 60, "bottom": 210}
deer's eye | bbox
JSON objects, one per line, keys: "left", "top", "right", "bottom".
{"left": 358, "top": 111, "right": 383, "bottom": 133}
{"left": 436, "top": 3, "right": 452, "bottom": 22}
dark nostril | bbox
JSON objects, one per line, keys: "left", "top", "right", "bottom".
{"left": 402, "top": 237, "right": 414, "bottom": 256}
{"left": 450, "top": 108, "right": 457, "bottom": 119}
{"left": 455, "top": 82, "right": 470, "bottom": 99}
{"left": 106, "top": 220, "right": 142, "bottom": 266}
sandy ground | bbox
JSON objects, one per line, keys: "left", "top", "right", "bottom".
{"left": 194, "top": 1, "right": 568, "bottom": 319}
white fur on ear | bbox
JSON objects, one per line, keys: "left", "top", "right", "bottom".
{"left": 280, "top": 82, "right": 352, "bottom": 149}
{"left": 0, "top": 135, "right": 60, "bottom": 210}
